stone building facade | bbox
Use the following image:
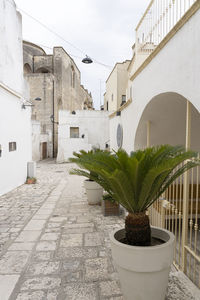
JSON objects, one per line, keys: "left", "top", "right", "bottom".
{"left": 23, "top": 41, "right": 93, "bottom": 159}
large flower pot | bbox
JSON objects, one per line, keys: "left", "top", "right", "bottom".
{"left": 84, "top": 180, "right": 103, "bottom": 205}
{"left": 110, "top": 226, "right": 175, "bottom": 300}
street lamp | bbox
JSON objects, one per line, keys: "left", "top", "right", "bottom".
{"left": 82, "top": 55, "right": 93, "bottom": 64}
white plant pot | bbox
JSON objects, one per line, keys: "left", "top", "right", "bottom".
{"left": 110, "top": 226, "right": 175, "bottom": 300}
{"left": 84, "top": 180, "right": 103, "bottom": 205}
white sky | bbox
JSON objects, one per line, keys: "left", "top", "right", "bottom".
{"left": 15, "top": 0, "right": 149, "bottom": 109}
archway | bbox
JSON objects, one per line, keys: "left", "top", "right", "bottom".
{"left": 23, "top": 63, "right": 32, "bottom": 74}
{"left": 35, "top": 67, "right": 50, "bottom": 73}
{"left": 134, "top": 92, "right": 200, "bottom": 152}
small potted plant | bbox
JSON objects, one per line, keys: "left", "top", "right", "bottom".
{"left": 69, "top": 150, "right": 103, "bottom": 205}
{"left": 75, "top": 145, "right": 199, "bottom": 300}
{"left": 26, "top": 177, "right": 37, "bottom": 184}
{"left": 102, "top": 193, "right": 120, "bottom": 216}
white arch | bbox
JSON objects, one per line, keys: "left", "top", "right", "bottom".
{"left": 134, "top": 92, "right": 200, "bottom": 152}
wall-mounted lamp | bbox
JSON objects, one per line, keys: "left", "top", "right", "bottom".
{"left": 21, "top": 97, "right": 42, "bottom": 109}
{"left": 22, "top": 103, "right": 34, "bottom": 109}
{"left": 50, "top": 115, "right": 58, "bottom": 124}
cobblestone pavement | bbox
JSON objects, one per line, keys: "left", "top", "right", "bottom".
{"left": 0, "top": 160, "right": 199, "bottom": 300}
{"left": 0, "top": 160, "right": 124, "bottom": 300}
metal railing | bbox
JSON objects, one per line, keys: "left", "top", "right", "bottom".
{"left": 149, "top": 161, "right": 200, "bottom": 288}
{"left": 135, "top": 0, "right": 197, "bottom": 55}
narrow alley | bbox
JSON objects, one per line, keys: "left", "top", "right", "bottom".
{"left": 0, "top": 160, "right": 124, "bottom": 299}
{"left": 0, "top": 160, "right": 198, "bottom": 300}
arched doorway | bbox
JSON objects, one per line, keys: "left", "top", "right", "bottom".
{"left": 134, "top": 92, "right": 200, "bottom": 152}
{"left": 134, "top": 92, "right": 200, "bottom": 282}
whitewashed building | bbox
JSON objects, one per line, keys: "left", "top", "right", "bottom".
{"left": 109, "top": 0, "right": 200, "bottom": 289}
{"left": 0, "top": 0, "right": 32, "bottom": 195}
{"left": 57, "top": 110, "right": 109, "bottom": 162}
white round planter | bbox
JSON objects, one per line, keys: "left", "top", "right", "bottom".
{"left": 84, "top": 180, "right": 103, "bottom": 205}
{"left": 110, "top": 226, "right": 175, "bottom": 300}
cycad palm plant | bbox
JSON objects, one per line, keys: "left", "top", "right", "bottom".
{"left": 69, "top": 149, "right": 114, "bottom": 196}
{"left": 70, "top": 145, "right": 199, "bottom": 246}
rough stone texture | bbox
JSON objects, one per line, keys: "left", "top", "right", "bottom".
{"left": 16, "top": 291, "right": 45, "bottom": 300}
{"left": 63, "top": 283, "right": 98, "bottom": 299}
{"left": 36, "top": 240, "right": 57, "bottom": 251}
{"left": 0, "top": 251, "right": 30, "bottom": 274}
{"left": 23, "top": 42, "right": 93, "bottom": 160}
{"left": 26, "top": 261, "right": 60, "bottom": 276}
{"left": 84, "top": 232, "right": 103, "bottom": 246}
{"left": 99, "top": 281, "right": 121, "bottom": 297}
{"left": 0, "top": 160, "right": 199, "bottom": 300}
{"left": 21, "top": 276, "right": 61, "bottom": 291}
{"left": 60, "top": 233, "right": 83, "bottom": 247}
{"left": 85, "top": 258, "right": 109, "bottom": 282}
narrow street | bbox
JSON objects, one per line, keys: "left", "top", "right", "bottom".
{"left": 0, "top": 160, "right": 198, "bottom": 300}
{"left": 0, "top": 160, "right": 124, "bottom": 300}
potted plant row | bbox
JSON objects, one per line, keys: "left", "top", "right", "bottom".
{"left": 70, "top": 145, "right": 199, "bottom": 300}
{"left": 69, "top": 149, "right": 120, "bottom": 215}
{"left": 69, "top": 150, "right": 103, "bottom": 205}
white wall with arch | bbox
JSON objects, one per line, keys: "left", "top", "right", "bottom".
{"left": 109, "top": 7, "right": 200, "bottom": 153}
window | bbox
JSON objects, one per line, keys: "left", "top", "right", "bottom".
{"left": 122, "top": 95, "right": 126, "bottom": 102}
{"left": 9, "top": 142, "right": 17, "bottom": 152}
{"left": 70, "top": 127, "right": 79, "bottom": 138}
{"left": 0, "top": 145, "right": 2, "bottom": 157}
{"left": 106, "top": 101, "right": 109, "bottom": 111}
{"left": 111, "top": 94, "right": 114, "bottom": 101}
{"left": 42, "top": 124, "right": 46, "bottom": 134}
{"left": 71, "top": 66, "right": 75, "bottom": 88}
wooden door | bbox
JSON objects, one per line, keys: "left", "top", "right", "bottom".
{"left": 42, "top": 142, "right": 47, "bottom": 159}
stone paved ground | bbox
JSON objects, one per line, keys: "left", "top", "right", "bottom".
{"left": 0, "top": 159, "right": 199, "bottom": 300}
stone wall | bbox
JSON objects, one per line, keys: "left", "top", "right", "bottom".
{"left": 23, "top": 42, "right": 93, "bottom": 159}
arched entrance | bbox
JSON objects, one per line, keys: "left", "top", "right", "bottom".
{"left": 134, "top": 92, "right": 200, "bottom": 152}
{"left": 134, "top": 92, "right": 200, "bottom": 283}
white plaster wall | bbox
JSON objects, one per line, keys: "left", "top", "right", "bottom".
{"left": 0, "top": 89, "right": 32, "bottom": 195}
{"left": 0, "top": 0, "right": 31, "bottom": 195}
{"left": 0, "top": 0, "right": 25, "bottom": 94}
{"left": 57, "top": 110, "right": 109, "bottom": 162}
{"left": 116, "top": 61, "right": 130, "bottom": 107}
{"left": 110, "top": 8, "right": 200, "bottom": 153}
{"left": 105, "top": 68, "right": 117, "bottom": 112}
{"left": 105, "top": 61, "right": 130, "bottom": 112}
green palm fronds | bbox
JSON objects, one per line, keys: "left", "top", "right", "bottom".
{"left": 69, "top": 145, "right": 199, "bottom": 213}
